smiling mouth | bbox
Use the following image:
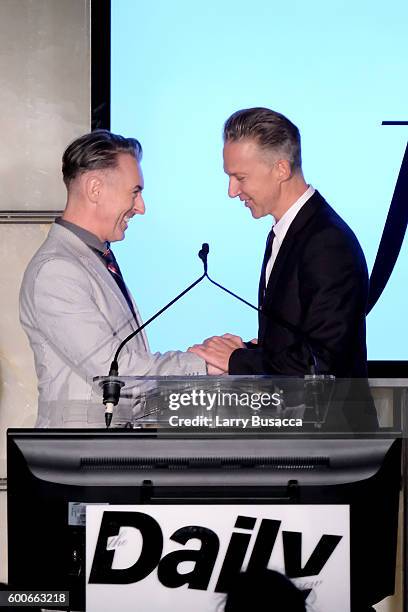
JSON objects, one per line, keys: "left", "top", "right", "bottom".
{"left": 121, "top": 214, "right": 133, "bottom": 229}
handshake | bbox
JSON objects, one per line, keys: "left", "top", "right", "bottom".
{"left": 188, "top": 333, "right": 257, "bottom": 375}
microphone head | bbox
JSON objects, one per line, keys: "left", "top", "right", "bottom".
{"left": 198, "top": 243, "right": 209, "bottom": 261}
{"left": 198, "top": 243, "right": 209, "bottom": 274}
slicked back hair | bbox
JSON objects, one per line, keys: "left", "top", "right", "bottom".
{"left": 62, "top": 129, "right": 142, "bottom": 187}
{"left": 223, "top": 107, "right": 302, "bottom": 171}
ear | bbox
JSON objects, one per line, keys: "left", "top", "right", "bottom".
{"left": 275, "top": 159, "right": 292, "bottom": 183}
{"left": 84, "top": 173, "right": 103, "bottom": 204}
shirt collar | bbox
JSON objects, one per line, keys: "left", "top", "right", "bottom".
{"left": 55, "top": 217, "right": 108, "bottom": 253}
{"left": 273, "top": 185, "right": 315, "bottom": 244}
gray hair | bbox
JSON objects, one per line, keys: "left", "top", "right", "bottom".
{"left": 62, "top": 129, "right": 142, "bottom": 186}
{"left": 223, "top": 107, "right": 301, "bottom": 171}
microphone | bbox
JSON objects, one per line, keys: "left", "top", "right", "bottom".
{"left": 198, "top": 243, "right": 209, "bottom": 274}
{"left": 98, "top": 244, "right": 209, "bottom": 427}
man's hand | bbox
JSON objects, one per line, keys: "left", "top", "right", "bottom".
{"left": 188, "top": 333, "right": 245, "bottom": 373}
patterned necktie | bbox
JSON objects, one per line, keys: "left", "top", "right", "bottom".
{"left": 258, "top": 228, "right": 275, "bottom": 308}
{"left": 102, "top": 247, "right": 137, "bottom": 320}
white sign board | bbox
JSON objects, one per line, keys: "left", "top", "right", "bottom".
{"left": 86, "top": 505, "right": 350, "bottom": 612}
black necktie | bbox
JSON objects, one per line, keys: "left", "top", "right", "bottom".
{"left": 101, "top": 247, "right": 138, "bottom": 320}
{"left": 258, "top": 228, "right": 275, "bottom": 308}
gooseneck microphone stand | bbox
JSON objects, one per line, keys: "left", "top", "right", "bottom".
{"left": 100, "top": 242, "right": 318, "bottom": 427}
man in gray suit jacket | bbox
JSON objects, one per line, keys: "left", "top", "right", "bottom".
{"left": 20, "top": 130, "right": 206, "bottom": 427}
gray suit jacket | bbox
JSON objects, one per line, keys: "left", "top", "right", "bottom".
{"left": 19, "top": 224, "right": 205, "bottom": 427}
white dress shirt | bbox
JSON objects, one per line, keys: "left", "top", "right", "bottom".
{"left": 265, "top": 185, "right": 315, "bottom": 286}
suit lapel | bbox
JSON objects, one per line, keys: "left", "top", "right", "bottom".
{"left": 263, "top": 191, "right": 324, "bottom": 307}
{"left": 83, "top": 252, "right": 149, "bottom": 345}
{"left": 86, "top": 252, "right": 136, "bottom": 316}
{"left": 50, "top": 224, "right": 148, "bottom": 348}
{"left": 258, "top": 230, "right": 274, "bottom": 307}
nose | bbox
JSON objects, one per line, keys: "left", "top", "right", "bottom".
{"left": 228, "top": 177, "right": 241, "bottom": 199}
{"left": 135, "top": 194, "right": 145, "bottom": 215}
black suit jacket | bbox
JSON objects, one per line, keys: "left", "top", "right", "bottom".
{"left": 229, "top": 191, "right": 369, "bottom": 377}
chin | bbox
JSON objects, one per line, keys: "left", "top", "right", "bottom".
{"left": 109, "top": 231, "right": 125, "bottom": 243}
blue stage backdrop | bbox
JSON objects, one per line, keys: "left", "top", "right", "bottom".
{"left": 111, "top": 0, "right": 407, "bottom": 360}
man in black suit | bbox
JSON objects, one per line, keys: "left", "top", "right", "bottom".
{"left": 189, "top": 107, "right": 369, "bottom": 378}
{"left": 189, "top": 110, "right": 382, "bottom": 612}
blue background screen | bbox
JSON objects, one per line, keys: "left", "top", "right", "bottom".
{"left": 111, "top": 0, "right": 407, "bottom": 359}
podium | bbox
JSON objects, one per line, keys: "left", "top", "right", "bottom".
{"left": 7, "top": 376, "right": 408, "bottom": 611}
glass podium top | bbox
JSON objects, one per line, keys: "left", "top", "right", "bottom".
{"left": 82, "top": 375, "right": 408, "bottom": 435}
